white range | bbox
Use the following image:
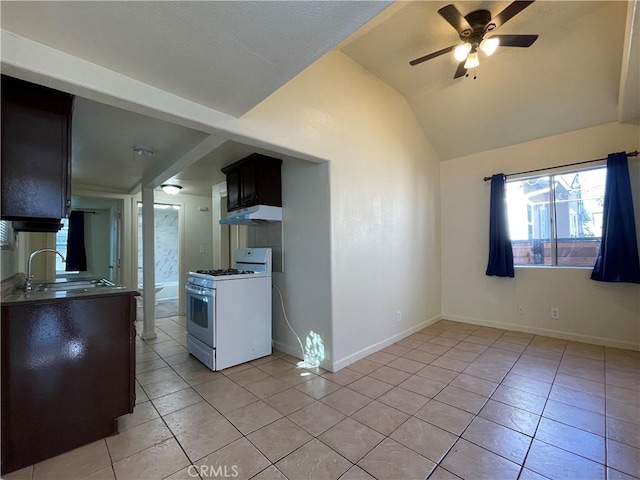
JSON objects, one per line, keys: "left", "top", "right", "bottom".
{"left": 185, "top": 248, "right": 272, "bottom": 371}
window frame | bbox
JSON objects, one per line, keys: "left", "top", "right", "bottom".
{"left": 507, "top": 164, "right": 607, "bottom": 269}
{"left": 0, "top": 220, "right": 15, "bottom": 250}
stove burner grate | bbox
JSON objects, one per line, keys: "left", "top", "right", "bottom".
{"left": 196, "top": 268, "right": 255, "bottom": 276}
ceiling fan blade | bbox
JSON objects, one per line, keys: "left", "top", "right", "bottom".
{"left": 453, "top": 62, "right": 467, "bottom": 79}
{"left": 438, "top": 4, "right": 472, "bottom": 35}
{"left": 409, "top": 45, "right": 455, "bottom": 66}
{"left": 491, "top": 1, "right": 535, "bottom": 30}
{"left": 492, "top": 34, "right": 538, "bottom": 47}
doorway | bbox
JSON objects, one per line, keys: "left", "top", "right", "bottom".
{"left": 19, "top": 196, "right": 123, "bottom": 283}
{"left": 136, "top": 202, "right": 182, "bottom": 319}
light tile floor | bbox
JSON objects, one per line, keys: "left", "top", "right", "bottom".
{"left": 5, "top": 318, "right": 639, "bottom": 480}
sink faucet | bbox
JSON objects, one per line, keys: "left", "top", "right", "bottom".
{"left": 25, "top": 248, "right": 66, "bottom": 292}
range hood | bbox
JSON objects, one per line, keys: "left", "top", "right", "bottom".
{"left": 220, "top": 205, "right": 282, "bottom": 226}
{"left": 11, "top": 218, "right": 63, "bottom": 232}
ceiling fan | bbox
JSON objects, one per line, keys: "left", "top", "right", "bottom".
{"left": 410, "top": 1, "right": 539, "bottom": 79}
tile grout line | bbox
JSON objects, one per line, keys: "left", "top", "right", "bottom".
{"left": 517, "top": 338, "right": 565, "bottom": 480}
{"left": 604, "top": 348, "right": 609, "bottom": 478}
{"left": 118, "top": 319, "right": 637, "bottom": 480}
{"left": 429, "top": 329, "right": 535, "bottom": 479}
{"left": 28, "top": 319, "right": 638, "bottom": 480}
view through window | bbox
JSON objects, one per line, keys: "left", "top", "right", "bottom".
{"left": 0, "top": 221, "right": 13, "bottom": 249}
{"left": 506, "top": 166, "right": 607, "bottom": 267}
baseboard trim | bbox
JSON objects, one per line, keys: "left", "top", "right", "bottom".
{"left": 140, "top": 331, "right": 158, "bottom": 341}
{"left": 271, "top": 339, "right": 333, "bottom": 372}
{"left": 331, "top": 314, "right": 442, "bottom": 372}
{"left": 272, "top": 340, "right": 303, "bottom": 360}
{"left": 444, "top": 314, "right": 640, "bottom": 351}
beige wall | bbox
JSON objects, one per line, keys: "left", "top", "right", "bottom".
{"left": 270, "top": 159, "right": 332, "bottom": 366}
{"left": 232, "top": 51, "right": 442, "bottom": 370}
{"left": 1, "top": 244, "right": 20, "bottom": 281}
{"left": 17, "top": 232, "right": 57, "bottom": 281}
{"left": 0, "top": 231, "right": 53, "bottom": 282}
{"left": 441, "top": 122, "right": 640, "bottom": 350}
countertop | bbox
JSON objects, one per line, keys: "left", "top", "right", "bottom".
{"left": 1, "top": 274, "right": 138, "bottom": 306}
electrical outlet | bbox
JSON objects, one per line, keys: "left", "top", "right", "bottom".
{"left": 199, "top": 245, "right": 205, "bottom": 254}
{"left": 551, "top": 308, "right": 560, "bottom": 319}
{"left": 517, "top": 305, "right": 525, "bottom": 315}
{"left": 397, "top": 310, "right": 402, "bottom": 322}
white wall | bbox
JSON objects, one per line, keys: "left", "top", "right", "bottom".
{"left": 1, "top": 245, "right": 19, "bottom": 281}
{"left": 441, "top": 122, "right": 640, "bottom": 350}
{"left": 231, "top": 51, "right": 442, "bottom": 370}
{"left": 273, "top": 159, "right": 332, "bottom": 365}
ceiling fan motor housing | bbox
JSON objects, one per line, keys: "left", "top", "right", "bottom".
{"left": 461, "top": 9, "right": 494, "bottom": 46}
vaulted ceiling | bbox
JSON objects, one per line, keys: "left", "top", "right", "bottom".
{"left": 1, "top": 1, "right": 637, "bottom": 194}
{"left": 341, "top": 1, "right": 635, "bottom": 160}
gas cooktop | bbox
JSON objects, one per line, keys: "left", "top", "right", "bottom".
{"left": 195, "top": 268, "right": 255, "bottom": 276}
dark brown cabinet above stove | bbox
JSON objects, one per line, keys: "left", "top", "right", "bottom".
{"left": 222, "top": 153, "right": 282, "bottom": 212}
{"left": 1, "top": 75, "right": 74, "bottom": 232}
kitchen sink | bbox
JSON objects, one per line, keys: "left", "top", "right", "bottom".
{"left": 33, "top": 278, "right": 115, "bottom": 292}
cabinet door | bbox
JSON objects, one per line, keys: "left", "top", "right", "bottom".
{"left": 222, "top": 154, "right": 282, "bottom": 211}
{"left": 1, "top": 294, "right": 135, "bottom": 474}
{"left": 226, "top": 168, "right": 242, "bottom": 212}
{"left": 1, "top": 76, "right": 73, "bottom": 221}
{"left": 240, "top": 161, "right": 258, "bottom": 206}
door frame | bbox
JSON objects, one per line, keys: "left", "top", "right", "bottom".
{"left": 213, "top": 181, "right": 246, "bottom": 269}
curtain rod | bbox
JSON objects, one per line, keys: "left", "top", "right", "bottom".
{"left": 483, "top": 150, "right": 639, "bottom": 182}
{"left": 74, "top": 210, "right": 96, "bottom": 214}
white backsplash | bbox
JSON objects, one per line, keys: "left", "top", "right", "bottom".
{"left": 247, "top": 221, "right": 283, "bottom": 272}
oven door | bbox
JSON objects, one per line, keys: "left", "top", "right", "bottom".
{"left": 186, "top": 284, "right": 215, "bottom": 348}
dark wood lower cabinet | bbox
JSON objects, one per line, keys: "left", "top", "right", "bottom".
{"left": 1, "top": 292, "right": 137, "bottom": 475}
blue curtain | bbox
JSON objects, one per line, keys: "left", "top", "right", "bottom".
{"left": 66, "top": 210, "right": 87, "bottom": 271}
{"left": 486, "top": 174, "right": 515, "bottom": 277}
{"left": 591, "top": 152, "right": 640, "bottom": 283}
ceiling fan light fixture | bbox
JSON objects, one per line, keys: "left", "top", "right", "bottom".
{"left": 480, "top": 37, "right": 500, "bottom": 56}
{"left": 464, "top": 52, "right": 479, "bottom": 69}
{"left": 160, "top": 184, "right": 183, "bottom": 195}
{"left": 453, "top": 43, "right": 472, "bottom": 61}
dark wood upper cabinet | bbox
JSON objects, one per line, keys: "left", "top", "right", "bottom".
{"left": 1, "top": 75, "right": 74, "bottom": 231}
{"left": 221, "top": 153, "right": 282, "bottom": 212}
{"left": 225, "top": 167, "right": 242, "bottom": 212}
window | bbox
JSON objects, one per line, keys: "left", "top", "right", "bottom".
{"left": 0, "top": 220, "right": 14, "bottom": 249}
{"left": 507, "top": 166, "right": 607, "bottom": 267}
{"left": 55, "top": 218, "right": 79, "bottom": 274}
